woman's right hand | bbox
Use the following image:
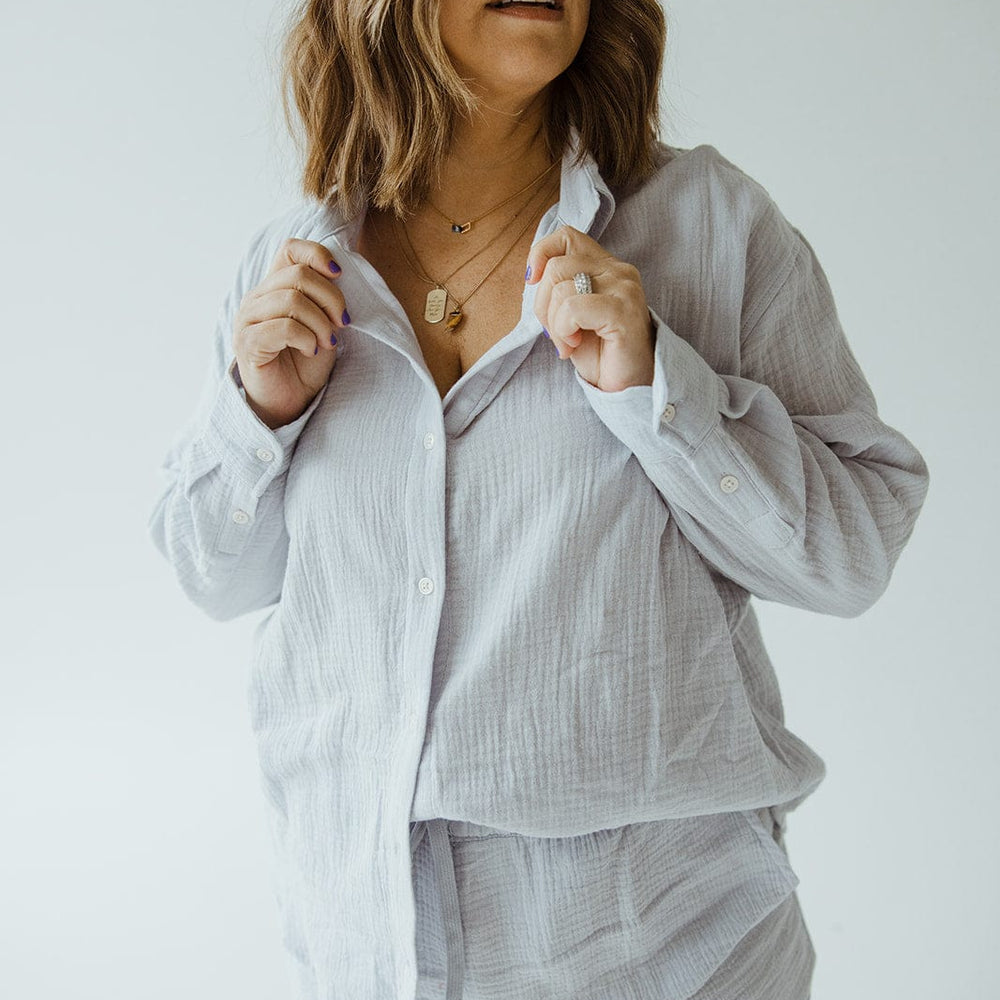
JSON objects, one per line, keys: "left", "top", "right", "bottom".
{"left": 232, "top": 238, "right": 349, "bottom": 429}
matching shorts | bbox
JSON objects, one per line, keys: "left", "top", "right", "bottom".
{"left": 410, "top": 811, "right": 815, "bottom": 1000}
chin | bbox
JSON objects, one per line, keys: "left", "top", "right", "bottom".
{"left": 467, "top": 56, "right": 573, "bottom": 104}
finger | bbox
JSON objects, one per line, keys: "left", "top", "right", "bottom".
{"left": 239, "top": 285, "right": 343, "bottom": 352}
{"left": 265, "top": 237, "right": 343, "bottom": 281}
{"left": 551, "top": 293, "right": 628, "bottom": 348}
{"left": 239, "top": 316, "right": 325, "bottom": 364}
{"left": 247, "top": 262, "right": 350, "bottom": 333}
{"left": 524, "top": 225, "right": 609, "bottom": 286}
{"left": 534, "top": 258, "right": 609, "bottom": 337}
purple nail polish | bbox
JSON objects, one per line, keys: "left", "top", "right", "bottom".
{"left": 525, "top": 264, "right": 532, "bottom": 281}
{"left": 329, "top": 261, "right": 341, "bottom": 275}
{"left": 331, "top": 332, "right": 338, "bottom": 345}
{"left": 342, "top": 309, "right": 351, "bottom": 326}
{"left": 542, "top": 327, "right": 549, "bottom": 338}
{"left": 314, "top": 345, "right": 319, "bottom": 355}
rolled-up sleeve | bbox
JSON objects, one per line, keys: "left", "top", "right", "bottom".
{"left": 576, "top": 210, "right": 929, "bottom": 617}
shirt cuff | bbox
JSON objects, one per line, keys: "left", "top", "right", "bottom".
{"left": 197, "top": 358, "right": 328, "bottom": 498}
{"left": 573, "top": 307, "right": 723, "bottom": 466}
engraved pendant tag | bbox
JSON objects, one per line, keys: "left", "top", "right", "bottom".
{"left": 424, "top": 287, "right": 448, "bottom": 324}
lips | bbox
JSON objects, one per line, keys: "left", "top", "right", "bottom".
{"left": 486, "top": 2, "right": 564, "bottom": 10}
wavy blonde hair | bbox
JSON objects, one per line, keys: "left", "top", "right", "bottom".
{"left": 279, "top": 0, "right": 666, "bottom": 216}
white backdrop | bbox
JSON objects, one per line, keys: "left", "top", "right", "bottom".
{"left": 2, "top": 1, "right": 995, "bottom": 998}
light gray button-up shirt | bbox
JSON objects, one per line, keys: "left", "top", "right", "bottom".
{"left": 149, "top": 134, "right": 928, "bottom": 999}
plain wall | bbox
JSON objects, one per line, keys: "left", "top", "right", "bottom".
{"left": 1, "top": 1, "right": 995, "bottom": 997}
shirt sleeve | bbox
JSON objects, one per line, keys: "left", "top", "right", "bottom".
{"left": 147, "top": 223, "right": 329, "bottom": 621}
{"left": 574, "top": 213, "right": 929, "bottom": 618}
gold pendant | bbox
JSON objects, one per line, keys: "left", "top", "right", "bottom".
{"left": 424, "top": 287, "right": 448, "bottom": 324}
{"left": 445, "top": 309, "right": 464, "bottom": 332}
{"left": 450, "top": 221, "right": 472, "bottom": 234}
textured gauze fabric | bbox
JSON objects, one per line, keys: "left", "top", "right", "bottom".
{"left": 148, "top": 135, "right": 929, "bottom": 1000}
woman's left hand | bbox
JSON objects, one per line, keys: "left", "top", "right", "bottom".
{"left": 526, "top": 225, "right": 656, "bottom": 392}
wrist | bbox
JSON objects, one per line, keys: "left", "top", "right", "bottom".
{"left": 244, "top": 393, "right": 294, "bottom": 430}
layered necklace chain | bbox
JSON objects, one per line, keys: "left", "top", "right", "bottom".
{"left": 426, "top": 159, "right": 559, "bottom": 235}
{"left": 385, "top": 167, "right": 560, "bottom": 333}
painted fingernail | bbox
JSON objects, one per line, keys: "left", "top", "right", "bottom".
{"left": 342, "top": 309, "right": 351, "bottom": 326}
{"left": 524, "top": 264, "right": 532, "bottom": 281}
{"left": 329, "top": 261, "right": 341, "bottom": 275}
{"left": 330, "top": 332, "right": 338, "bottom": 345}
{"left": 314, "top": 345, "right": 319, "bottom": 355}
{"left": 542, "top": 327, "right": 549, "bottom": 338}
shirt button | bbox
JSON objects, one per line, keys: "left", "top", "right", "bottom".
{"left": 232, "top": 509, "right": 252, "bottom": 525}
{"left": 423, "top": 432, "right": 435, "bottom": 450}
{"left": 418, "top": 577, "right": 435, "bottom": 595}
{"left": 661, "top": 402, "right": 676, "bottom": 423}
{"left": 720, "top": 475, "right": 740, "bottom": 494}
{"left": 256, "top": 447, "right": 274, "bottom": 462}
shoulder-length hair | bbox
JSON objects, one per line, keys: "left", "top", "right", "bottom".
{"left": 279, "top": 0, "right": 666, "bottom": 217}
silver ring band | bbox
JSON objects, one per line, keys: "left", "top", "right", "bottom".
{"left": 573, "top": 272, "right": 592, "bottom": 295}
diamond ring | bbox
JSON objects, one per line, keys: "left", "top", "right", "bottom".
{"left": 573, "top": 272, "right": 593, "bottom": 295}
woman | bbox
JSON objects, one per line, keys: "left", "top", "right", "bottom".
{"left": 149, "top": 1, "right": 928, "bottom": 997}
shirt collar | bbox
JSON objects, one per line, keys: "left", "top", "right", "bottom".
{"left": 320, "top": 128, "right": 616, "bottom": 249}
{"left": 554, "top": 128, "right": 617, "bottom": 241}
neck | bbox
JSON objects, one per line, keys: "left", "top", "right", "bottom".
{"left": 427, "top": 92, "right": 557, "bottom": 218}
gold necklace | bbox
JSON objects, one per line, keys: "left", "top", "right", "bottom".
{"left": 426, "top": 159, "right": 559, "bottom": 234}
{"left": 392, "top": 177, "right": 551, "bottom": 305}
{"left": 395, "top": 175, "right": 558, "bottom": 332}
{"left": 389, "top": 177, "right": 555, "bottom": 324}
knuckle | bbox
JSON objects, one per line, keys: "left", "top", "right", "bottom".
{"left": 235, "top": 293, "right": 254, "bottom": 322}
{"left": 236, "top": 322, "right": 264, "bottom": 353}
{"left": 280, "top": 287, "right": 303, "bottom": 317}
{"left": 232, "top": 314, "right": 254, "bottom": 343}
{"left": 244, "top": 340, "right": 268, "bottom": 364}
